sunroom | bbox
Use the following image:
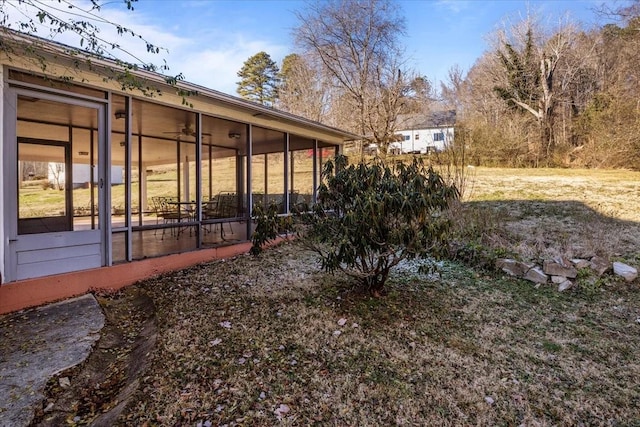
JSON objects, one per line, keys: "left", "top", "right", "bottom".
{"left": 0, "top": 36, "right": 357, "bottom": 310}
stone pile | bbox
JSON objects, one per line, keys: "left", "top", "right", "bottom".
{"left": 496, "top": 256, "right": 638, "bottom": 291}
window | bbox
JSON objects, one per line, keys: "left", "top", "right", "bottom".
{"left": 404, "top": 135, "right": 410, "bottom": 141}
{"left": 433, "top": 132, "right": 444, "bottom": 142}
{"left": 415, "top": 134, "right": 419, "bottom": 140}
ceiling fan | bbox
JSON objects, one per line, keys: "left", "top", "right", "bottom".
{"left": 163, "top": 123, "right": 210, "bottom": 138}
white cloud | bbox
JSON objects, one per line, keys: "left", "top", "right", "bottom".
{"left": 79, "top": 5, "right": 192, "bottom": 69}
{"left": 98, "top": 3, "right": 293, "bottom": 93}
{"left": 172, "top": 36, "right": 288, "bottom": 94}
{"left": 3, "top": 1, "right": 188, "bottom": 67}
{"left": 434, "top": 0, "right": 472, "bottom": 14}
{"left": 93, "top": 5, "right": 291, "bottom": 94}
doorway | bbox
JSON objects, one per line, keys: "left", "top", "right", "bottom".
{"left": 5, "top": 89, "right": 107, "bottom": 281}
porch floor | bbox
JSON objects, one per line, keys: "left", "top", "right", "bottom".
{"left": 112, "top": 220, "right": 249, "bottom": 262}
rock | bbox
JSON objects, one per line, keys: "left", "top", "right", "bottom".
{"left": 484, "top": 396, "right": 495, "bottom": 405}
{"left": 571, "top": 259, "right": 590, "bottom": 269}
{"left": 543, "top": 258, "right": 577, "bottom": 278}
{"left": 43, "top": 402, "right": 54, "bottom": 413}
{"left": 613, "top": 262, "right": 638, "bottom": 282}
{"left": 59, "top": 377, "right": 70, "bottom": 388}
{"left": 551, "top": 276, "right": 567, "bottom": 284}
{"left": 590, "top": 256, "right": 610, "bottom": 276}
{"left": 524, "top": 267, "right": 548, "bottom": 284}
{"left": 496, "top": 259, "right": 532, "bottom": 277}
{"left": 576, "top": 249, "right": 596, "bottom": 259}
{"left": 558, "top": 280, "right": 573, "bottom": 292}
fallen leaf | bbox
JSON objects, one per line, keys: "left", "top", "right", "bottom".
{"left": 274, "top": 403, "right": 290, "bottom": 419}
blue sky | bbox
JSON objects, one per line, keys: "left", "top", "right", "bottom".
{"left": 29, "top": 0, "right": 626, "bottom": 95}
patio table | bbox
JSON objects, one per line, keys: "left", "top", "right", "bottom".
{"left": 167, "top": 201, "right": 197, "bottom": 237}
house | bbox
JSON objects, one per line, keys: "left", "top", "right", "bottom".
{"left": 0, "top": 31, "right": 359, "bottom": 313}
{"left": 45, "top": 164, "right": 124, "bottom": 189}
{"left": 389, "top": 110, "right": 456, "bottom": 154}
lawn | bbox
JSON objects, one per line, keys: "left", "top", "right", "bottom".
{"left": 466, "top": 167, "right": 640, "bottom": 222}
{"left": 40, "top": 167, "right": 640, "bottom": 425}
{"left": 457, "top": 167, "right": 640, "bottom": 264}
{"left": 121, "top": 243, "right": 640, "bottom": 425}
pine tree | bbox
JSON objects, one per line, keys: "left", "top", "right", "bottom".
{"left": 236, "top": 52, "right": 280, "bottom": 106}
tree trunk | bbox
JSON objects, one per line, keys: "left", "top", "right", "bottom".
{"left": 541, "top": 117, "right": 555, "bottom": 165}
{"left": 540, "top": 57, "right": 556, "bottom": 165}
{"left": 367, "top": 265, "right": 390, "bottom": 297}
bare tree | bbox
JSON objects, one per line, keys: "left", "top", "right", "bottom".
{"left": 48, "top": 163, "right": 64, "bottom": 191}
{"left": 439, "top": 65, "right": 466, "bottom": 112}
{"left": 573, "top": 2, "right": 640, "bottom": 168}
{"left": 437, "top": 5, "right": 639, "bottom": 169}
{"left": 457, "top": 54, "right": 535, "bottom": 166}
{"left": 294, "top": 0, "right": 412, "bottom": 154}
{"left": 277, "top": 53, "right": 329, "bottom": 121}
{"left": 492, "top": 15, "right": 577, "bottom": 164}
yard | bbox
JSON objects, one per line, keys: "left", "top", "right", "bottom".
{"left": 35, "top": 167, "right": 640, "bottom": 425}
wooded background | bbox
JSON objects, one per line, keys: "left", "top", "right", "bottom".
{"left": 240, "top": 1, "right": 640, "bottom": 169}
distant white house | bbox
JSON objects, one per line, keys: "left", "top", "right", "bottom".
{"left": 389, "top": 110, "right": 456, "bottom": 155}
{"left": 47, "top": 164, "right": 124, "bottom": 189}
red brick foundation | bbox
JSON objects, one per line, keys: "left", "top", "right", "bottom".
{"left": 0, "top": 242, "right": 255, "bottom": 315}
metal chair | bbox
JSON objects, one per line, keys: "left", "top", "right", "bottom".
{"left": 151, "top": 196, "right": 181, "bottom": 239}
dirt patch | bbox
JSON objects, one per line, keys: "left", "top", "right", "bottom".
{"left": 30, "top": 287, "right": 156, "bottom": 426}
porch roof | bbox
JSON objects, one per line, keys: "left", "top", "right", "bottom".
{"left": 1, "top": 28, "right": 362, "bottom": 143}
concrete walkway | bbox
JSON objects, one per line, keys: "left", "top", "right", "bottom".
{"left": 0, "top": 294, "right": 105, "bottom": 426}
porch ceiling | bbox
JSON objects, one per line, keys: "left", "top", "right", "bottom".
{"left": 18, "top": 95, "right": 319, "bottom": 167}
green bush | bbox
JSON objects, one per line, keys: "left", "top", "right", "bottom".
{"left": 250, "top": 202, "right": 293, "bottom": 256}
{"left": 252, "top": 155, "right": 459, "bottom": 295}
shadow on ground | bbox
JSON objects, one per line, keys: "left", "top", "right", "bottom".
{"left": 1, "top": 198, "right": 638, "bottom": 426}
{"left": 458, "top": 199, "right": 640, "bottom": 262}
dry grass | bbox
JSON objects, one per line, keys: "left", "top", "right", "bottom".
{"left": 19, "top": 154, "right": 316, "bottom": 218}
{"left": 122, "top": 243, "right": 640, "bottom": 425}
{"left": 466, "top": 167, "right": 640, "bottom": 222}
{"left": 113, "top": 166, "right": 640, "bottom": 425}
{"left": 453, "top": 167, "right": 640, "bottom": 263}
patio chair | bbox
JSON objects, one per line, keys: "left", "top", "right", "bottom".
{"left": 203, "top": 192, "right": 238, "bottom": 238}
{"left": 151, "top": 196, "right": 181, "bottom": 239}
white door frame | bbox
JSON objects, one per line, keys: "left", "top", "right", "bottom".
{"left": 3, "top": 86, "right": 109, "bottom": 282}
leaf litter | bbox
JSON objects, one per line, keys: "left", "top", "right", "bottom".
{"left": 108, "top": 241, "right": 640, "bottom": 425}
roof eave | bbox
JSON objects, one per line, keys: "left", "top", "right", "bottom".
{"left": 2, "top": 28, "right": 363, "bottom": 142}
